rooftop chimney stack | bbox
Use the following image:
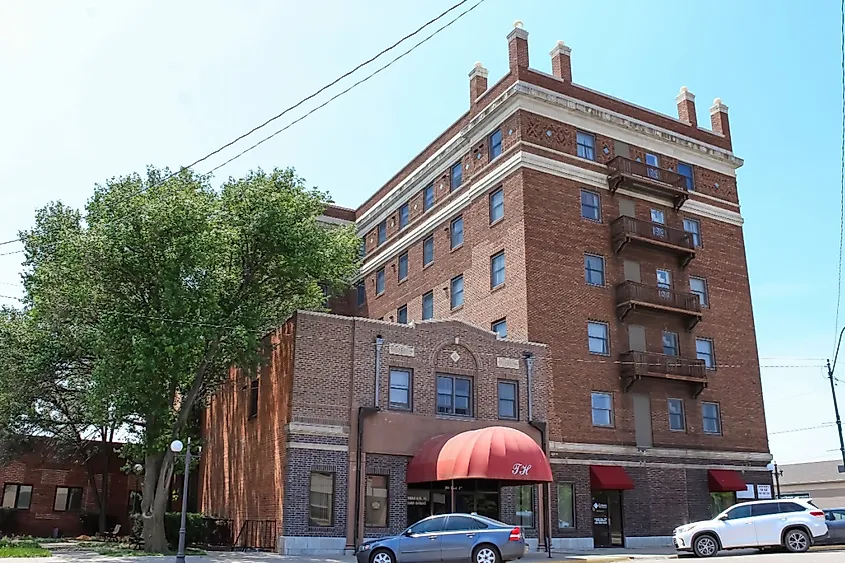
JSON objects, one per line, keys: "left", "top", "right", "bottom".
{"left": 469, "top": 62, "right": 489, "bottom": 107}
{"left": 550, "top": 41, "right": 572, "bottom": 82}
{"left": 709, "top": 98, "right": 731, "bottom": 140}
{"left": 676, "top": 86, "right": 697, "bottom": 127}
{"left": 507, "top": 20, "right": 529, "bottom": 70}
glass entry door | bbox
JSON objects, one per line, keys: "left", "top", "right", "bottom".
{"left": 591, "top": 490, "right": 624, "bottom": 547}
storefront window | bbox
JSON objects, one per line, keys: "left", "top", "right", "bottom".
{"left": 366, "top": 475, "right": 389, "bottom": 527}
{"left": 309, "top": 472, "right": 334, "bottom": 527}
{"left": 516, "top": 485, "right": 534, "bottom": 528}
{"left": 557, "top": 483, "right": 575, "bottom": 528}
{"left": 709, "top": 492, "right": 736, "bottom": 518}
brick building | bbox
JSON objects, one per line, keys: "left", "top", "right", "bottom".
{"left": 200, "top": 22, "right": 772, "bottom": 554}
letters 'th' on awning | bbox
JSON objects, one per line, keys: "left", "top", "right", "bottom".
{"left": 405, "top": 426, "right": 553, "bottom": 484}
{"left": 589, "top": 465, "right": 635, "bottom": 490}
{"left": 707, "top": 469, "right": 748, "bottom": 492}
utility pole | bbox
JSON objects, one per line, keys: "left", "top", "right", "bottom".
{"left": 772, "top": 463, "right": 782, "bottom": 498}
{"left": 827, "top": 324, "right": 845, "bottom": 472}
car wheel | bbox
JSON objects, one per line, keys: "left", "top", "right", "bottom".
{"left": 692, "top": 534, "right": 719, "bottom": 558}
{"left": 473, "top": 544, "right": 501, "bottom": 563}
{"left": 784, "top": 529, "right": 810, "bottom": 553}
{"left": 370, "top": 549, "right": 395, "bottom": 563}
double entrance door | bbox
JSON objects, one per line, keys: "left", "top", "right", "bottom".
{"left": 591, "top": 490, "right": 624, "bottom": 547}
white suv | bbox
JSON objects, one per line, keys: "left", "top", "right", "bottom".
{"left": 674, "top": 499, "right": 828, "bottom": 557}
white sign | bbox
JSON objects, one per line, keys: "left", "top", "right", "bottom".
{"left": 756, "top": 484, "right": 773, "bottom": 499}
{"left": 388, "top": 343, "right": 415, "bottom": 357}
{"left": 736, "top": 484, "right": 755, "bottom": 500}
{"left": 512, "top": 463, "right": 532, "bottom": 476}
{"left": 497, "top": 357, "right": 521, "bottom": 370}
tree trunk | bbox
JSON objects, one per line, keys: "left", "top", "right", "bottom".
{"left": 99, "top": 443, "right": 110, "bottom": 534}
{"left": 142, "top": 451, "right": 174, "bottom": 553}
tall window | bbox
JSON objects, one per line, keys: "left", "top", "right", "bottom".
{"left": 360, "top": 240, "right": 366, "bottom": 259}
{"left": 489, "top": 188, "right": 504, "bottom": 223}
{"left": 696, "top": 338, "right": 715, "bottom": 368}
{"left": 54, "top": 487, "right": 83, "bottom": 512}
{"left": 309, "top": 472, "right": 334, "bottom": 527}
{"left": 576, "top": 131, "right": 595, "bottom": 160}
{"left": 424, "top": 184, "right": 435, "bottom": 212}
{"left": 2, "top": 484, "right": 32, "bottom": 509}
{"left": 397, "top": 304, "right": 408, "bottom": 324}
{"left": 491, "top": 251, "right": 505, "bottom": 288}
{"left": 580, "top": 190, "right": 601, "bottom": 221}
{"left": 690, "top": 277, "right": 708, "bottom": 307}
{"left": 656, "top": 269, "right": 672, "bottom": 289}
{"left": 248, "top": 379, "right": 259, "bottom": 419}
{"left": 516, "top": 485, "right": 534, "bottom": 528}
{"left": 702, "top": 402, "right": 722, "bottom": 435}
{"left": 645, "top": 153, "right": 660, "bottom": 179}
{"left": 398, "top": 253, "right": 409, "bottom": 282}
{"left": 437, "top": 375, "right": 472, "bottom": 416}
{"left": 423, "top": 235, "right": 434, "bottom": 266}
{"left": 356, "top": 282, "right": 366, "bottom": 308}
{"left": 377, "top": 221, "right": 387, "bottom": 246}
{"left": 399, "top": 203, "right": 410, "bottom": 229}
{"left": 587, "top": 322, "right": 609, "bottom": 355}
{"left": 450, "top": 216, "right": 464, "bottom": 249}
{"left": 365, "top": 476, "right": 389, "bottom": 527}
{"left": 492, "top": 318, "right": 507, "bottom": 338}
{"left": 450, "top": 162, "right": 463, "bottom": 191}
{"left": 450, "top": 275, "right": 464, "bottom": 309}
{"left": 557, "top": 483, "right": 575, "bottom": 528}
{"left": 376, "top": 268, "right": 385, "bottom": 295}
{"left": 489, "top": 129, "right": 503, "bottom": 160}
{"left": 650, "top": 208, "right": 665, "bottom": 224}
{"left": 584, "top": 254, "right": 605, "bottom": 286}
{"left": 591, "top": 392, "right": 613, "bottom": 427}
{"left": 498, "top": 381, "right": 518, "bottom": 420}
{"left": 668, "top": 399, "right": 686, "bottom": 431}
{"left": 683, "top": 218, "right": 702, "bottom": 247}
{"left": 422, "top": 291, "right": 434, "bottom": 320}
{"left": 677, "top": 162, "right": 694, "bottom": 191}
{"left": 662, "top": 331, "right": 679, "bottom": 356}
{"left": 389, "top": 368, "right": 412, "bottom": 410}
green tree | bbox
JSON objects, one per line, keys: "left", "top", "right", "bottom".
{"left": 18, "top": 167, "right": 360, "bottom": 551}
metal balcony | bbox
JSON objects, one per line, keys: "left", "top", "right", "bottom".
{"left": 607, "top": 156, "right": 689, "bottom": 210}
{"left": 611, "top": 216, "right": 696, "bottom": 268}
{"left": 615, "top": 281, "right": 703, "bottom": 330}
{"left": 619, "top": 351, "right": 708, "bottom": 397}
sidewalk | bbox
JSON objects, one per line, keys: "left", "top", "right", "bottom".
{"left": 524, "top": 547, "right": 677, "bottom": 562}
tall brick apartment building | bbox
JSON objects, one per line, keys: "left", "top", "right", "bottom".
{"left": 200, "top": 22, "right": 772, "bottom": 554}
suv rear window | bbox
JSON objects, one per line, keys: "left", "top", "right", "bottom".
{"left": 778, "top": 502, "right": 805, "bottom": 513}
{"left": 751, "top": 503, "right": 780, "bottom": 517}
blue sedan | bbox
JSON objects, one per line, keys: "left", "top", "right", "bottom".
{"left": 356, "top": 513, "right": 527, "bottom": 563}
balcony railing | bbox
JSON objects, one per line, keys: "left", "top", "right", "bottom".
{"left": 611, "top": 216, "right": 696, "bottom": 267}
{"left": 616, "top": 281, "right": 702, "bottom": 330}
{"left": 619, "top": 351, "right": 708, "bottom": 396}
{"left": 606, "top": 156, "right": 689, "bottom": 209}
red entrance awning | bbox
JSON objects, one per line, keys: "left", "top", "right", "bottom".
{"left": 406, "top": 426, "right": 553, "bottom": 484}
{"left": 590, "top": 465, "right": 635, "bottom": 490}
{"left": 708, "top": 469, "right": 747, "bottom": 492}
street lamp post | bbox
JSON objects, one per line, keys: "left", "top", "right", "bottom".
{"left": 170, "top": 438, "right": 192, "bottom": 563}
{"left": 766, "top": 462, "right": 783, "bottom": 498}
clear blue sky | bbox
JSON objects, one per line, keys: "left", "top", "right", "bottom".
{"left": 0, "top": 0, "right": 842, "bottom": 464}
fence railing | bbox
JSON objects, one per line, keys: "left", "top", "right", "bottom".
{"left": 619, "top": 351, "right": 707, "bottom": 379}
{"left": 616, "top": 281, "right": 701, "bottom": 314}
{"left": 611, "top": 216, "right": 695, "bottom": 250}
{"left": 607, "top": 156, "right": 687, "bottom": 190}
{"left": 234, "top": 519, "right": 278, "bottom": 551}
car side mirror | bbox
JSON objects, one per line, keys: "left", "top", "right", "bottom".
{"left": 403, "top": 529, "right": 413, "bottom": 537}
{"left": 718, "top": 514, "right": 728, "bottom": 521}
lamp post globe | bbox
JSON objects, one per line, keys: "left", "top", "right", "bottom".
{"left": 170, "top": 440, "right": 184, "bottom": 453}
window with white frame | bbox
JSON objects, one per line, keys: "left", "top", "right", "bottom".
{"left": 668, "top": 398, "right": 686, "bottom": 431}
{"left": 576, "top": 131, "right": 595, "bottom": 160}
{"left": 591, "top": 392, "right": 613, "bottom": 427}
{"left": 581, "top": 190, "right": 601, "bottom": 221}
{"left": 702, "top": 402, "right": 722, "bottom": 435}
{"left": 690, "top": 277, "right": 708, "bottom": 307}
{"left": 585, "top": 254, "right": 605, "bottom": 286}
{"left": 587, "top": 322, "right": 609, "bottom": 355}
{"left": 696, "top": 338, "right": 715, "bottom": 368}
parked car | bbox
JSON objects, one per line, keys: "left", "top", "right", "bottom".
{"left": 673, "top": 499, "right": 828, "bottom": 557}
{"left": 355, "top": 513, "right": 527, "bottom": 563}
{"left": 821, "top": 508, "right": 845, "bottom": 544}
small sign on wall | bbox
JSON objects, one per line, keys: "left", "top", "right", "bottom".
{"left": 736, "top": 484, "right": 756, "bottom": 500}
{"left": 756, "top": 484, "right": 773, "bottom": 499}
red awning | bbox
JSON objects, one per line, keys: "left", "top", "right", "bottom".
{"left": 406, "top": 426, "right": 553, "bottom": 484}
{"left": 590, "top": 465, "right": 635, "bottom": 490}
{"left": 708, "top": 469, "right": 747, "bottom": 492}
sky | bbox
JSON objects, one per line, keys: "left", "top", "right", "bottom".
{"left": 0, "top": 0, "right": 842, "bottom": 465}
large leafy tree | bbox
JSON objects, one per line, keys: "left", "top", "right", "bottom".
{"left": 18, "top": 167, "right": 359, "bottom": 551}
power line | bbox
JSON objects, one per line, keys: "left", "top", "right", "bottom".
{"left": 769, "top": 423, "right": 835, "bottom": 436}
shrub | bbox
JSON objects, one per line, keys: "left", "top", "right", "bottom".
{"left": 78, "top": 513, "right": 120, "bottom": 536}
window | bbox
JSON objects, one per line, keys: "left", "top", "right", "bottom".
{"left": 656, "top": 269, "right": 672, "bottom": 289}
{"left": 445, "top": 515, "right": 486, "bottom": 531}
{"left": 360, "top": 240, "right": 366, "bottom": 259}
{"left": 576, "top": 131, "right": 595, "bottom": 160}
{"left": 423, "top": 235, "right": 434, "bottom": 266}
{"left": 584, "top": 254, "right": 605, "bottom": 286}
{"left": 498, "top": 381, "right": 518, "bottom": 420}
{"left": 377, "top": 221, "right": 387, "bottom": 246}
{"left": 450, "top": 162, "right": 463, "bottom": 191}
{"left": 399, "top": 203, "right": 410, "bottom": 230}
{"left": 422, "top": 291, "right": 434, "bottom": 320}
{"left": 398, "top": 253, "right": 409, "bottom": 282}
{"left": 54, "top": 487, "right": 83, "bottom": 512}
{"left": 389, "top": 368, "right": 412, "bottom": 410}
{"left": 677, "top": 162, "right": 694, "bottom": 191}
{"left": 710, "top": 492, "right": 736, "bottom": 518}
{"left": 668, "top": 399, "right": 686, "bottom": 431}
{"left": 450, "top": 216, "right": 464, "bottom": 249}
{"left": 702, "top": 402, "right": 722, "bottom": 435}
{"left": 683, "top": 218, "right": 702, "bottom": 248}
{"left": 491, "top": 251, "right": 505, "bottom": 288}
{"left": 591, "top": 392, "right": 613, "bottom": 427}
{"left": 409, "top": 516, "right": 446, "bottom": 535}
{"left": 437, "top": 375, "right": 472, "bottom": 416}
{"left": 651, "top": 208, "right": 667, "bottom": 238}
{"left": 662, "top": 331, "right": 679, "bottom": 356}
{"left": 690, "top": 277, "right": 709, "bottom": 307}
{"left": 778, "top": 502, "right": 806, "bottom": 513}
{"left": 2, "top": 484, "right": 32, "bottom": 510}
{"left": 645, "top": 153, "right": 660, "bottom": 179}
{"left": 489, "top": 188, "right": 504, "bottom": 223}
{"left": 516, "top": 485, "right": 534, "bottom": 528}
{"left": 492, "top": 318, "right": 507, "bottom": 338}
{"left": 365, "top": 475, "right": 389, "bottom": 527}
{"left": 489, "top": 129, "right": 503, "bottom": 160}
{"left": 424, "top": 184, "right": 435, "bottom": 212}
{"left": 557, "top": 483, "right": 575, "bottom": 528}
{"left": 397, "top": 304, "right": 408, "bottom": 324}
{"left": 248, "top": 379, "right": 259, "bottom": 419}
{"left": 356, "top": 282, "right": 366, "bottom": 308}
{"left": 751, "top": 503, "right": 780, "bottom": 517}
{"left": 696, "top": 338, "right": 715, "bottom": 369}
{"left": 725, "top": 504, "right": 752, "bottom": 520}
{"left": 376, "top": 268, "right": 385, "bottom": 295}
{"left": 450, "top": 275, "right": 464, "bottom": 309}
{"left": 580, "top": 190, "right": 601, "bottom": 221}
{"left": 587, "top": 322, "right": 609, "bottom": 355}
{"left": 309, "top": 472, "right": 334, "bottom": 527}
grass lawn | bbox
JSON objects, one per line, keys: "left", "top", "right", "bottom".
{"left": 72, "top": 542, "right": 206, "bottom": 557}
{"left": 0, "top": 541, "right": 51, "bottom": 558}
